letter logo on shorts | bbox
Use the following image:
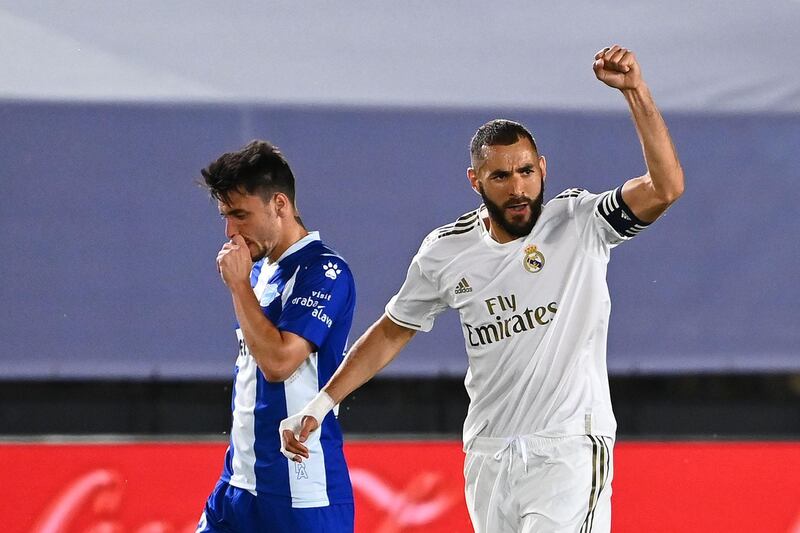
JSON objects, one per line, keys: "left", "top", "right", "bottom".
{"left": 295, "top": 461, "right": 309, "bottom": 480}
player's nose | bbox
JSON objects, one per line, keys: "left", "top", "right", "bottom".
{"left": 509, "top": 173, "right": 526, "bottom": 196}
{"left": 225, "top": 219, "right": 237, "bottom": 239}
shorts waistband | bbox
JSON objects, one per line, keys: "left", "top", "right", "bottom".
{"left": 468, "top": 433, "right": 616, "bottom": 454}
{"left": 467, "top": 434, "right": 573, "bottom": 455}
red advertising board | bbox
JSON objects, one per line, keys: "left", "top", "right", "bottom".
{"left": 0, "top": 440, "right": 798, "bottom": 532}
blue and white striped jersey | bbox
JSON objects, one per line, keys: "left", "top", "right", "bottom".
{"left": 219, "top": 231, "right": 355, "bottom": 508}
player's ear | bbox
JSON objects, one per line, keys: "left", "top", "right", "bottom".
{"left": 539, "top": 155, "right": 547, "bottom": 183}
{"left": 467, "top": 167, "right": 480, "bottom": 196}
{"left": 273, "top": 192, "right": 289, "bottom": 215}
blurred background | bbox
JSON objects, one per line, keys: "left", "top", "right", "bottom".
{"left": 1, "top": 1, "right": 799, "bottom": 531}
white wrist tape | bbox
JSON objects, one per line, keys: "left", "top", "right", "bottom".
{"left": 303, "top": 390, "right": 336, "bottom": 424}
{"left": 279, "top": 391, "right": 337, "bottom": 461}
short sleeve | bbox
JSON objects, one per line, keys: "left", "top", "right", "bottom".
{"left": 385, "top": 248, "right": 448, "bottom": 333}
{"left": 277, "top": 258, "right": 354, "bottom": 350}
{"left": 572, "top": 187, "right": 651, "bottom": 252}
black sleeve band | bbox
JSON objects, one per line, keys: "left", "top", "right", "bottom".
{"left": 597, "top": 187, "right": 650, "bottom": 238}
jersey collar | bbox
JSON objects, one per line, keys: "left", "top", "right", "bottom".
{"left": 275, "top": 231, "right": 321, "bottom": 264}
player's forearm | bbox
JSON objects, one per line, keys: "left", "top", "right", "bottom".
{"left": 229, "top": 282, "right": 292, "bottom": 368}
{"left": 624, "top": 83, "right": 684, "bottom": 203}
{"left": 323, "top": 315, "right": 414, "bottom": 404}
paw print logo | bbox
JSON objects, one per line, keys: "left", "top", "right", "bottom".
{"left": 323, "top": 261, "right": 341, "bottom": 280}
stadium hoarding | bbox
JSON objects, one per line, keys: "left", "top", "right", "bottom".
{"left": 1, "top": 440, "right": 798, "bottom": 532}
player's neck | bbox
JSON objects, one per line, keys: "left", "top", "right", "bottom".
{"left": 268, "top": 222, "right": 309, "bottom": 263}
{"left": 486, "top": 217, "right": 522, "bottom": 244}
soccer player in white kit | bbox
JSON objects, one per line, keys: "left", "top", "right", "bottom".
{"left": 281, "top": 45, "right": 684, "bottom": 532}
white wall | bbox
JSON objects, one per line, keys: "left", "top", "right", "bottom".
{"left": 1, "top": 0, "right": 798, "bottom": 112}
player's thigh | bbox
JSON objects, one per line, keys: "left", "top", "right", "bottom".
{"left": 519, "top": 492, "right": 611, "bottom": 533}
{"left": 580, "top": 436, "right": 613, "bottom": 533}
{"left": 585, "top": 483, "right": 612, "bottom": 533}
{"left": 196, "top": 510, "right": 230, "bottom": 533}
{"left": 517, "top": 436, "right": 614, "bottom": 533}
{"left": 463, "top": 451, "right": 516, "bottom": 533}
{"left": 256, "top": 498, "right": 354, "bottom": 533}
{"left": 298, "top": 503, "right": 355, "bottom": 533}
{"left": 196, "top": 480, "right": 255, "bottom": 533}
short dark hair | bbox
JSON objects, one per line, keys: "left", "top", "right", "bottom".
{"left": 469, "top": 119, "right": 538, "bottom": 164}
{"left": 201, "top": 140, "right": 297, "bottom": 206}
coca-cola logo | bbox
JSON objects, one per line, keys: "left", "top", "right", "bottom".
{"left": 349, "top": 467, "right": 459, "bottom": 532}
{"left": 27, "top": 467, "right": 459, "bottom": 532}
{"left": 29, "top": 469, "right": 197, "bottom": 533}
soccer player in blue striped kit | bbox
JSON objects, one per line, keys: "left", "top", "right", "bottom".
{"left": 196, "top": 140, "right": 355, "bottom": 532}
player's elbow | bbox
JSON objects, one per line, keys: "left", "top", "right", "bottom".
{"left": 668, "top": 165, "right": 685, "bottom": 199}
{"left": 653, "top": 169, "right": 685, "bottom": 207}
{"left": 258, "top": 362, "right": 295, "bottom": 383}
{"left": 254, "top": 349, "right": 305, "bottom": 383}
{"left": 664, "top": 177, "right": 685, "bottom": 204}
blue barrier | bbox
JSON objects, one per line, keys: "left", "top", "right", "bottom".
{"left": 1, "top": 102, "right": 797, "bottom": 377}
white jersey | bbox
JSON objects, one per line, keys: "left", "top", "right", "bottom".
{"left": 386, "top": 187, "right": 650, "bottom": 447}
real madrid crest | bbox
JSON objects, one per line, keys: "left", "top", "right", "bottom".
{"left": 523, "top": 245, "right": 545, "bottom": 273}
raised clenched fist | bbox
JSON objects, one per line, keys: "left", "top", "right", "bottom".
{"left": 593, "top": 45, "right": 643, "bottom": 91}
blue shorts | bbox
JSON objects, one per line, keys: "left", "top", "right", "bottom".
{"left": 197, "top": 480, "right": 354, "bottom": 533}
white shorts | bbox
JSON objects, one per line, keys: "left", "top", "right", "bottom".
{"left": 463, "top": 434, "right": 613, "bottom": 533}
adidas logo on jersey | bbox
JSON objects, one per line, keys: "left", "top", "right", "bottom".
{"left": 620, "top": 211, "right": 631, "bottom": 221}
{"left": 454, "top": 277, "right": 473, "bottom": 294}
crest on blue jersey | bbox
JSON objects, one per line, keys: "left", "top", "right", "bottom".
{"left": 323, "top": 261, "right": 341, "bottom": 280}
